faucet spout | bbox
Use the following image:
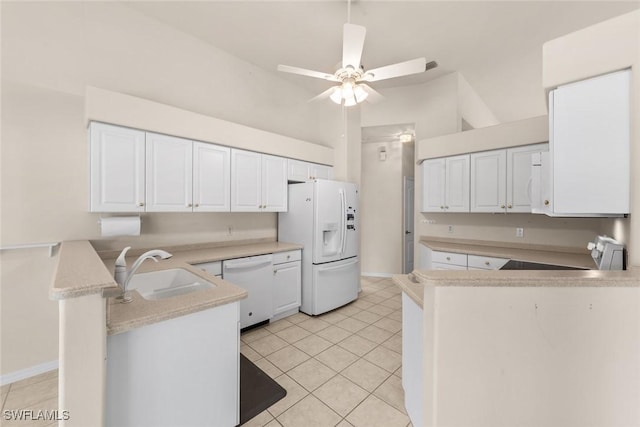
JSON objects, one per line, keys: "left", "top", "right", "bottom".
{"left": 113, "top": 248, "right": 173, "bottom": 303}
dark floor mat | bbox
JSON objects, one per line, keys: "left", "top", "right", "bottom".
{"left": 239, "top": 353, "right": 287, "bottom": 425}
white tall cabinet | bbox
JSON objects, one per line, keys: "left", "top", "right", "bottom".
{"left": 231, "top": 149, "right": 287, "bottom": 212}
{"left": 145, "top": 133, "right": 193, "bottom": 212}
{"left": 422, "top": 154, "right": 469, "bottom": 212}
{"left": 89, "top": 123, "right": 145, "bottom": 212}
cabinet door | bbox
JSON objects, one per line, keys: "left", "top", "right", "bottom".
{"left": 421, "top": 158, "right": 446, "bottom": 212}
{"left": 193, "top": 142, "right": 230, "bottom": 212}
{"left": 90, "top": 123, "right": 145, "bottom": 212}
{"left": 261, "top": 154, "right": 288, "bottom": 212}
{"left": 145, "top": 133, "right": 193, "bottom": 212}
{"left": 445, "top": 155, "right": 470, "bottom": 212}
{"left": 506, "top": 143, "right": 548, "bottom": 213}
{"left": 231, "top": 149, "right": 262, "bottom": 212}
{"left": 287, "top": 159, "right": 311, "bottom": 182}
{"left": 273, "top": 261, "right": 301, "bottom": 315}
{"left": 552, "top": 69, "right": 630, "bottom": 214}
{"left": 470, "top": 150, "right": 505, "bottom": 213}
{"left": 311, "top": 164, "right": 333, "bottom": 180}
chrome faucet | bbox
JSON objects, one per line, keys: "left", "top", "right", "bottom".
{"left": 114, "top": 246, "right": 173, "bottom": 303}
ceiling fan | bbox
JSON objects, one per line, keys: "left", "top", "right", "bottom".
{"left": 277, "top": 3, "right": 438, "bottom": 107}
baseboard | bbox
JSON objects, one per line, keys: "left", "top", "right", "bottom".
{"left": 0, "top": 360, "right": 58, "bottom": 386}
{"left": 361, "top": 272, "right": 394, "bottom": 278}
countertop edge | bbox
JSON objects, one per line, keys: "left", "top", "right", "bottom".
{"left": 392, "top": 274, "right": 424, "bottom": 307}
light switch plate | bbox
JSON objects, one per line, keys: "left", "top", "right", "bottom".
{"left": 516, "top": 227, "right": 524, "bottom": 238}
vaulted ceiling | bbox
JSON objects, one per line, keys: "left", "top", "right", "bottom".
{"left": 127, "top": 1, "right": 639, "bottom": 123}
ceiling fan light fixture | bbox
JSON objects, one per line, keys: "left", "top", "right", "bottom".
{"left": 329, "top": 87, "right": 343, "bottom": 104}
{"left": 353, "top": 84, "right": 368, "bottom": 102}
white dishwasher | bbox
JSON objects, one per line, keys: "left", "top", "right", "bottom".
{"left": 223, "top": 254, "right": 273, "bottom": 329}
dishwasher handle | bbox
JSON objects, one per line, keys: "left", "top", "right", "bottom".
{"left": 223, "top": 259, "right": 272, "bottom": 270}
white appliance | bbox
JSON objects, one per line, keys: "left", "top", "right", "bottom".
{"left": 588, "top": 235, "right": 625, "bottom": 270}
{"left": 278, "top": 179, "right": 359, "bottom": 315}
{"left": 223, "top": 254, "right": 274, "bottom": 328}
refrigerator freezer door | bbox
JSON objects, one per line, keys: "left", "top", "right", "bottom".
{"left": 310, "top": 257, "right": 359, "bottom": 315}
{"left": 313, "top": 180, "right": 346, "bottom": 264}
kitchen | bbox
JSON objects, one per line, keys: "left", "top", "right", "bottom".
{"left": 2, "top": 2, "right": 640, "bottom": 427}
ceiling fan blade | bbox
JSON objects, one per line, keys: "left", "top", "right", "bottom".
{"left": 362, "top": 58, "right": 429, "bottom": 82}
{"left": 342, "top": 23, "right": 366, "bottom": 70}
{"left": 308, "top": 87, "right": 337, "bottom": 103}
{"left": 360, "top": 84, "right": 384, "bottom": 104}
{"left": 277, "top": 64, "right": 338, "bottom": 82}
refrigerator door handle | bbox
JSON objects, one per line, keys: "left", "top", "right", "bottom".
{"left": 339, "top": 189, "right": 347, "bottom": 255}
{"left": 316, "top": 257, "right": 358, "bottom": 272}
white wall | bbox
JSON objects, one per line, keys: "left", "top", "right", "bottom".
{"left": 0, "top": 2, "right": 340, "bottom": 377}
{"left": 457, "top": 73, "right": 500, "bottom": 129}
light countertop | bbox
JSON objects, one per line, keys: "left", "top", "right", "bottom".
{"left": 50, "top": 239, "right": 302, "bottom": 335}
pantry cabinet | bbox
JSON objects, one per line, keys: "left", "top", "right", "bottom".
{"left": 422, "top": 155, "right": 469, "bottom": 213}
{"left": 89, "top": 123, "right": 145, "bottom": 212}
{"left": 470, "top": 144, "right": 548, "bottom": 213}
{"left": 145, "top": 133, "right": 193, "bottom": 212}
{"left": 231, "top": 149, "right": 287, "bottom": 212}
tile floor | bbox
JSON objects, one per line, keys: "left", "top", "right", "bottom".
{"left": 1, "top": 276, "right": 408, "bottom": 427}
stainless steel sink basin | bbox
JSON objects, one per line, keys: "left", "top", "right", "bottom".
{"left": 127, "top": 268, "right": 216, "bottom": 300}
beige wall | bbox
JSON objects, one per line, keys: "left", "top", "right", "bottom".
{"left": 457, "top": 73, "right": 500, "bottom": 129}
{"left": 0, "top": 2, "right": 340, "bottom": 377}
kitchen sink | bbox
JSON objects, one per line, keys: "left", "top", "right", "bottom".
{"left": 127, "top": 268, "right": 216, "bottom": 300}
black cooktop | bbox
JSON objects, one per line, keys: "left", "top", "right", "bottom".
{"left": 500, "top": 260, "right": 588, "bottom": 270}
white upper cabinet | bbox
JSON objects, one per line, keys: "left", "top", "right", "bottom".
{"left": 471, "top": 150, "right": 506, "bottom": 213}
{"left": 90, "top": 123, "right": 145, "bottom": 213}
{"left": 471, "top": 144, "right": 548, "bottom": 213}
{"left": 551, "top": 69, "right": 630, "bottom": 215}
{"left": 422, "top": 155, "right": 469, "bottom": 212}
{"left": 232, "top": 149, "right": 287, "bottom": 212}
{"left": 261, "top": 154, "right": 288, "bottom": 212}
{"left": 287, "top": 159, "right": 333, "bottom": 182}
{"left": 145, "top": 133, "right": 193, "bottom": 212}
{"left": 193, "top": 142, "right": 230, "bottom": 212}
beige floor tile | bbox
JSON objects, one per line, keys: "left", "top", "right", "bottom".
{"left": 380, "top": 298, "right": 402, "bottom": 310}
{"left": 394, "top": 367, "right": 402, "bottom": 379}
{"left": 337, "top": 420, "right": 355, "bottom": 427}
{"left": 275, "top": 325, "right": 311, "bottom": 344}
{"left": 341, "top": 359, "right": 391, "bottom": 392}
{"left": 362, "top": 294, "right": 387, "bottom": 304}
{"left": 9, "top": 371, "right": 58, "bottom": 391}
{"left": 293, "top": 335, "right": 333, "bottom": 356}
{"left": 267, "top": 374, "right": 309, "bottom": 418}
{"left": 364, "top": 346, "right": 402, "bottom": 373}
{"left": 336, "top": 303, "right": 362, "bottom": 317}
{"left": 357, "top": 325, "right": 394, "bottom": 344}
{"left": 266, "top": 346, "right": 310, "bottom": 372}
{"left": 313, "top": 374, "right": 369, "bottom": 417}
{"left": 386, "top": 310, "right": 403, "bottom": 322}
{"left": 351, "top": 310, "right": 383, "bottom": 324}
{"left": 315, "top": 345, "right": 359, "bottom": 372}
{"left": 277, "top": 394, "right": 341, "bottom": 427}
{"left": 336, "top": 317, "right": 368, "bottom": 333}
{"left": 284, "top": 312, "right": 311, "bottom": 324}
{"left": 264, "top": 420, "right": 282, "bottom": 427}
{"left": 2, "top": 396, "right": 58, "bottom": 427}
{"left": 265, "top": 318, "right": 294, "bottom": 333}
{"left": 315, "top": 325, "right": 352, "bottom": 344}
{"left": 376, "top": 289, "right": 398, "bottom": 299}
{"left": 373, "top": 318, "right": 402, "bottom": 334}
{"left": 297, "top": 318, "right": 331, "bottom": 333}
{"left": 250, "top": 335, "right": 289, "bottom": 356}
{"left": 317, "top": 311, "right": 348, "bottom": 324}
{"left": 242, "top": 327, "right": 272, "bottom": 344}
{"left": 243, "top": 409, "right": 275, "bottom": 427}
{"left": 253, "top": 358, "right": 283, "bottom": 379}
{"left": 346, "top": 395, "right": 409, "bottom": 427}
{"left": 242, "top": 343, "right": 262, "bottom": 362}
{"left": 368, "top": 304, "right": 394, "bottom": 316}
{"left": 337, "top": 335, "right": 377, "bottom": 357}
{"left": 3, "top": 377, "right": 58, "bottom": 411}
{"left": 287, "top": 359, "right": 336, "bottom": 392}
{"left": 381, "top": 334, "right": 402, "bottom": 354}
{"left": 373, "top": 375, "right": 407, "bottom": 414}
{"left": 351, "top": 299, "right": 374, "bottom": 310}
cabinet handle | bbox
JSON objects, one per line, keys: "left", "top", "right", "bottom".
{"left": 187, "top": 203, "right": 193, "bottom": 207}
{"left": 500, "top": 204, "right": 505, "bottom": 209}
{"left": 485, "top": 261, "right": 490, "bottom": 266}
{"left": 137, "top": 202, "right": 144, "bottom": 207}
{"left": 287, "top": 255, "right": 291, "bottom": 259}
{"left": 195, "top": 204, "right": 199, "bottom": 208}
{"left": 446, "top": 256, "right": 451, "bottom": 261}
{"left": 273, "top": 270, "right": 277, "bottom": 275}
{"left": 507, "top": 204, "right": 513, "bottom": 209}
{"left": 445, "top": 206, "right": 449, "bottom": 209}
{"left": 440, "top": 206, "right": 444, "bottom": 210}
{"left": 544, "top": 200, "right": 550, "bottom": 206}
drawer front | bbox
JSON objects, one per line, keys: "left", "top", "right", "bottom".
{"left": 467, "top": 254, "right": 509, "bottom": 270}
{"left": 431, "top": 262, "right": 468, "bottom": 271}
{"left": 273, "top": 250, "right": 302, "bottom": 265}
{"left": 431, "top": 251, "right": 467, "bottom": 266}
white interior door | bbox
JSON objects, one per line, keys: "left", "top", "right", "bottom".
{"left": 403, "top": 177, "right": 415, "bottom": 273}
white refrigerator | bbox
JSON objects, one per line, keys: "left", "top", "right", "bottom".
{"left": 278, "top": 179, "right": 359, "bottom": 315}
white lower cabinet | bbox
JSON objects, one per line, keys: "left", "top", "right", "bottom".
{"left": 272, "top": 250, "right": 302, "bottom": 320}
{"left": 402, "top": 292, "right": 423, "bottom": 427}
{"left": 106, "top": 302, "right": 239, "bottom": 427}
{"left": 427, "top": 249, "right": 508, "bottom": 270}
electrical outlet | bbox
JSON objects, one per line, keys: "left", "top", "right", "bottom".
{"left": 448, "top": 225, "right": 454, "bottom": 233}
{"left": 516, "top": 227, "right": 524, "bottom": 238}
{"left": 227, "top": 225, "right": 233, "bottom": 236}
